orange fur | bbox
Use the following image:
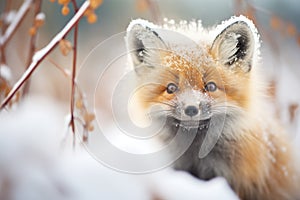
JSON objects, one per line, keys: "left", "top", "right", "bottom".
{"left": 233, "top": 126, "right": 298, "bottom": 200}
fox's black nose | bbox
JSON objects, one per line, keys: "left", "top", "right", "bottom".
{"left": 184, "top": 106, "right": 199, "bottom": 117}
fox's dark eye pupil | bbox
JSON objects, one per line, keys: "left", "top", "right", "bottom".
{"left": 205, "top": 82, "right": 217, "bottom": 92}
{"left": 166, "top": 83, "right": 178, "bottom": 94}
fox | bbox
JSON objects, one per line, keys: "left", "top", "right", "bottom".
{"left": 125, "top": 16, "right": 299, "bottom": 200}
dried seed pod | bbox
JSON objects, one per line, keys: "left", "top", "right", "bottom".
{"left": 76, "top": 99, "right": 83, "bottom": 109}
{"left": 270, "top": 16, "right": 281, "bottom": 30}
{"left": 286, "top": 23, "right": 296, "bottom": 36}
{"left": 87, "top": 12, "right": 97, "bottom": 24}
{"left": 29, "top": 26, "right": 37, "bottom": 36}
{"left": 61, "top": 5, "right": 70, "bottom": 16}
{"left": 90, "top": 0, "right": 103, "bottom": 9}
{"left": 58, "top": 0, "right": 70, "bottom": 5}
{"left": 87, "top": 124, "right": 94, "bottom": 132}
{"left": 84, "top": 113, "right": 95, "bottom": 123}
{"left": 59, "top": 39, "right": 73, "bottom": 56}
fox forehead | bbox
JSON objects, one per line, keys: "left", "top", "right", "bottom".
{"left": 141, "top": 35, "right": 251, "bottom": 87}
{"left": 163, "top": 43, "right": 214, "bottom": 70}
{"left": 158, "top": 50, "right": 249, "bottom": 89}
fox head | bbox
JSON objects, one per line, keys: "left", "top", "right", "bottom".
{"left": 126, "top": 16, "right": 259, "bottom": 128}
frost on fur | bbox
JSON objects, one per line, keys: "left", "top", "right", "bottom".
{"left": 126, "top": 16, "right": 259, "bottom": 74}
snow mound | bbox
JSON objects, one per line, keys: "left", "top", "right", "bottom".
{"left": 0, "top": 96, "right": 238, "bottom": 200}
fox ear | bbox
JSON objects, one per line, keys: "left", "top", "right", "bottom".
{"left": 211, "top": 20, "right": 255, "bottom": 72}
{"left": 126, "top": 19, "right": 167, "bottom": 74}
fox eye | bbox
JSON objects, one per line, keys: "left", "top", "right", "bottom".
{"left": 205, "top": 82, "right": 217, "bottom": 92}
{"left": 166, "top": 83, "right": 178, "bottom": 94}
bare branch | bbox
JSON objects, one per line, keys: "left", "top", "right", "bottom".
{"left": 0, "top": 0, "right": 33, "bottom": 47}
{"left": 70, "top": 0, "right": 79, "bottom": 143}
{"left": 0, "top": 0, "right": 90, "bottom": 110}
{"left": 1, "top": 0, "right": 13, "bottom": 64}
{"left": 23, "top": 0, "right": 43, "bottom": 95}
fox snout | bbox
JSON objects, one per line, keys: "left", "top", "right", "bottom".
{"left": 178, "top": 102, "right": 211, "bottom": 120}
{"left": 174, "top": 90, "right": 212, "bottom": 121}
{"left": 184, "top": 105, "right": 198, "bottom": 117}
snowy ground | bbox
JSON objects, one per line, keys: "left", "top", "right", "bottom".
{"left": 0, "top": 96, "right": 238, "bottom": 200}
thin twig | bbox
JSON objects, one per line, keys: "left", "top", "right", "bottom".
{"left": 48, "top": 58, "right": 71, "bottom": 78}
{"left": 26, "top": 0, "right": 42, "bottom": 68}
{"left": 70, "top": 0, "right": 79, "bottom": 146}
{"left": 48, "top": 58, "right": 85, "bottom": 106}
{"left": 0, "top": 0, "right": 90, "bottom": 110}
{"left": 49, "top": 57, "right": 92, "bottom": 144}
{"left": 0, "top": 0, "right": 13, "bottom": 64}
{"left": 0, "top": 0, "right": 33, "bottom": 47}
{"left": 23, "top": 0, "right": 42, "bottom": 95}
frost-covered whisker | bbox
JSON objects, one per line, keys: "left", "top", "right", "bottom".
{"left": 211, "top": 102, "right": 242, "bottom": 113}
{"left": 145, "top": 99, "right": 178, "bottom": 108}
{"left": 148, "top": 108, "right": 173, "bottom": 116}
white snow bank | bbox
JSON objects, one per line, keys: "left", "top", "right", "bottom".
{"left": 143, "top": 169, "right": 238, "bottom": 200}
{"left": 0, "top": 96, "right": 238, "bottom": 200}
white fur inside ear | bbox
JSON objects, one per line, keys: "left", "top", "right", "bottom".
{"left": 211, "top": 16, "right": 259, "bottom": 72}
{"left": 126, "top": 19, "right": 167, "bottom": 70}
{"left": 218, "top": 32, "right": 241, "bottom": 64}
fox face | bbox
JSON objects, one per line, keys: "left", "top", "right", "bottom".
{"left": 126, "top": 17, "right": 258, "bottom": 129}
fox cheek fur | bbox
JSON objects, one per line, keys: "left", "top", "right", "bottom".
{"left": 126, "top": 16, "right": 300, "bottom": 200}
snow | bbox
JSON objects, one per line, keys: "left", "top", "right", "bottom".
{"left": 0, "top": 64, "right": 12, "bottom": 80}
{"left": 146, "top": 170, "right": 238, "bottom": 200}
{"left": 36, "top": 12, "right": 45, "bottom": 21}
{"left": 4, "top": 10, "right": 17, "bottom": 25}
{"left": 0, "top": 96, "right": 238, "bottom": 200}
